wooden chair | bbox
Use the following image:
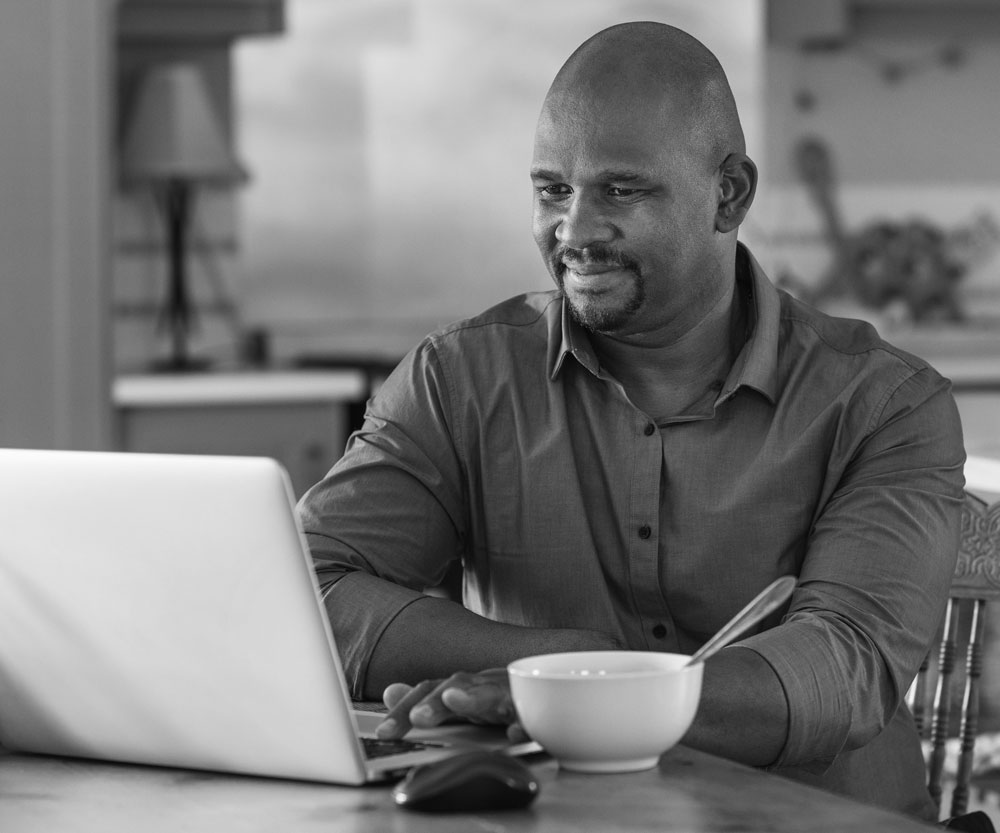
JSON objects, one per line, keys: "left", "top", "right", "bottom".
{"left": 909, "top": 485, "right": 1000, "bottom": 823}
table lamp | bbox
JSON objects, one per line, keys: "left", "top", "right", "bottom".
{"left": 121, "top": 62, "right": 247, "bottom": 371}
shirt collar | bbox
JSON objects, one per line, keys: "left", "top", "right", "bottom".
{"left": 550, "top": 299, "right": 600, "bottom": 379}
{"left": 720, "top": 243, "right": 779, "bottom": 404}
{"left": 551, "top": 242, "right": 780, "bottom": 404}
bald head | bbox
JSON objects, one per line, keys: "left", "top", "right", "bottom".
{"left": 543, "top": 22, "right": 745, "bottom": 168}
{"left": 530, "top": 22, "right": 758, "bottom": 340}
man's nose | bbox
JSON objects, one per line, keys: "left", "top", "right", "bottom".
{"left": 555, "top": 195, "right": 615, "bottom": 249}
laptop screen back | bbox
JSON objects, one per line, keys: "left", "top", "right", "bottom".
{"left": 0, "top": 449, "right": 370, "bottom": 783}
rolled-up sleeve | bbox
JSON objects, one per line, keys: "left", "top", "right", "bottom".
{"left": 741, "top": 367, "right": 965, "bottom": 770}
{"left": 297, "top": 338, "right": 465, "bottom": 695}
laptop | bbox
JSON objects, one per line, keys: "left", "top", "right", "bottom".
{"left": 0, "top": 448, "right": 537, "bottom": 784}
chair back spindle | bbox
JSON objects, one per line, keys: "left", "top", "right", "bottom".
{"left": 952, "top": 599, "right": 987, "bottom": 816}
{"left": 927, "top": 598, "right": 960, "bottom": 809}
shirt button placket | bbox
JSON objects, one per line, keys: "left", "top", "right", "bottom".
{"left": 630, "top": 415, "right": 663, "bottom": 649}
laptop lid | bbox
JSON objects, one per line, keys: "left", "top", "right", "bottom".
{"left": 0, "top": 449, "right": 527, "bottom": 784}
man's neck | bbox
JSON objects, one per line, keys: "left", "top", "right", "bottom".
{"left": 591, "top": 281, "right": 746, "bottom": 422}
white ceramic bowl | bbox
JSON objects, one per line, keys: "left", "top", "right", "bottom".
{"left": 507, "top": 650, "right": 702, "bottom": 773}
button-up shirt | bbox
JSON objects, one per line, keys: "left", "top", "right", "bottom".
{"left": 298, "top": 245, "right": 965, "bottom": 818}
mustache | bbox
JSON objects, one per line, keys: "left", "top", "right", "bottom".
{"left": 553, "top": 244, "right": 640, "bottom": 276}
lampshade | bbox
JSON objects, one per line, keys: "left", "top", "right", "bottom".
{"left": 121, "top": 63, "right": 246, "bottom": 184}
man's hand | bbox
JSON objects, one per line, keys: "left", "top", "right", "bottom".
{"left": 375, "top": 668, "right": 528, "bottom": 742}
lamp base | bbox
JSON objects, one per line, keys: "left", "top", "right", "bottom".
{"left": 150, "top": 355, "right": 213, "bottom": 374}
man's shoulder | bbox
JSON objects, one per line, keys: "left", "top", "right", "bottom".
{"left": 779, "top": 292, "right": 936, "bottom": 380}
{"left": 427, "top": 291, "right": 562, "bottom": 349}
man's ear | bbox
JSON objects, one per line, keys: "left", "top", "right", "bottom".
{"left": 715, "top": 153, "right": 758, "bottom": 233}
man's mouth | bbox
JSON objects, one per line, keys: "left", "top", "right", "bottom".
{"left": 564, "top": 262, "right": 619, "bottom": 276}
{"left": 561, "top": 259, "right": 635, "bottom": 294}
{"left": 562, "top": 266, "right": 635, "bottom": 295}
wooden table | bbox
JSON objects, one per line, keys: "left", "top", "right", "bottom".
{"left": 0, "top": 746, "right": 936, "bottom": 832}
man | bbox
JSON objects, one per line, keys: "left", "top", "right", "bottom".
{"left": 298, "top": 22, "right": 966, "bottom": 819}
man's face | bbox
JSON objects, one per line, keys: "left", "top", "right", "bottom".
{"left": 531, "top": 90, "right": 724, "bottom": 340}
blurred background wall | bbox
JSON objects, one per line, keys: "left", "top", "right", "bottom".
{"left": 0, "top": 0, "right": 114, "bottom": 450}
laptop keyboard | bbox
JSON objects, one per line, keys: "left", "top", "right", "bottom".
{"left": 361, "top": 736, "right": 446, "bottom": 759}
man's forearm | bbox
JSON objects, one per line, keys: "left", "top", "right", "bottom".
{"left": 363, "top": 595, "right": 788, "bottom": 769}
{"left": 362, "top": 595, "right": 622, "bottom": 699}
{"left": 682, "top": 646, "right": 788, "bottom": 767}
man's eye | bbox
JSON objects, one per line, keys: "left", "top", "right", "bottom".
{"left": 608, "top": 186, "right": 639, "bottom": 197}
{"left": 536, "top": 183, "right": 571, "bottom": 197}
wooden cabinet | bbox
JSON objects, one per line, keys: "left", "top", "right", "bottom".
{"left": 113, "top": 370, "right": 367, "bottom": 497}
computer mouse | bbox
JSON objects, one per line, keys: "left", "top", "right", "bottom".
{"left": 392, "top": 750, "right": 540, "bottom": 813}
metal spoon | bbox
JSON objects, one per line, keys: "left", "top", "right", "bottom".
{"left": 686, "top": 575, "right": 797, "bottom": 667}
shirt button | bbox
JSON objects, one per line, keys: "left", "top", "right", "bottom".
{"left": 638, "top": 525, "right": 652, "bottom": 540}
{"left": 652, "top": 624, "right": 667, "bottom": 639}
{"left": 644, "top": 423, "right": 656, "bottom": 436}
